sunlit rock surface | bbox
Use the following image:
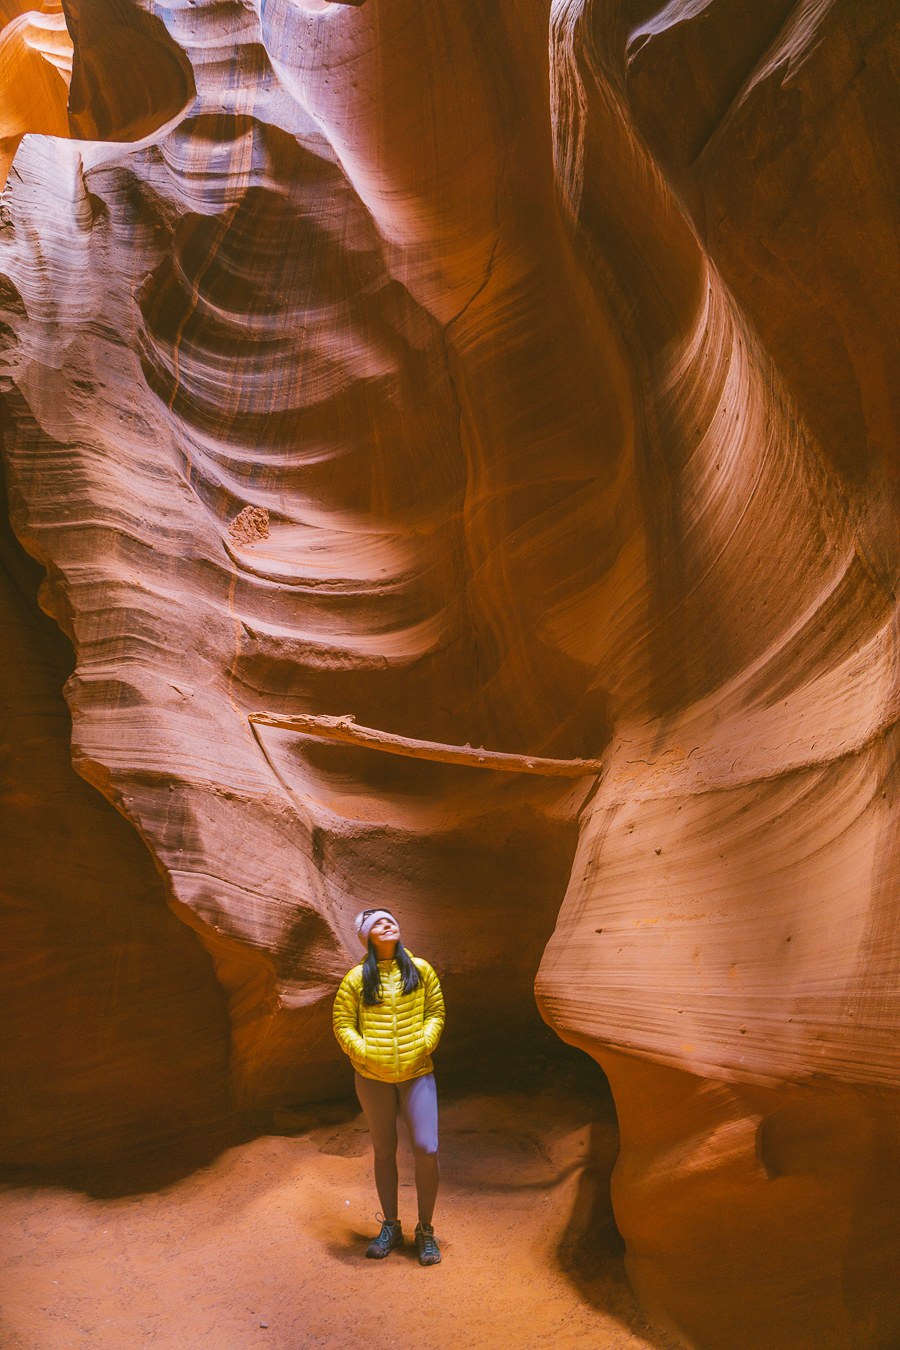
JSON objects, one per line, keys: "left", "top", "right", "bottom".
{"left": 0, "top": 1, "right": 71, "bottom": 187}
{"left": 1, "top": 1, "right": 898, "bottom": 1346}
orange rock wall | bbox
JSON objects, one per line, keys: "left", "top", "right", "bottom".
{"left": 0, "top": 417, "right": 230, "bottom": 1167}
{"left": 1, "top": 0, "right": 898, "bottom": 1344}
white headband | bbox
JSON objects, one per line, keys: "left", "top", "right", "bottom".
{"left": 354, "top": 909, "right": 397, "bottom": 947}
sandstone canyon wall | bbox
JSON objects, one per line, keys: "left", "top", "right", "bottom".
{"left": 1, "top": 2, "right": 898, "bottom": 1348}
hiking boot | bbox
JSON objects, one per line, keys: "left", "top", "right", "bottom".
{"left": 366, "top": 1216, "right": 403, "bottom": 1259}
{"left": 415, "top": 1221, "right": 441, "bottom": 1266}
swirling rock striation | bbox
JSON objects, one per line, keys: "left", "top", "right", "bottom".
{"left": 0, "top": 414, "right": 230, "bottom": 1168}
{"left": 0, "top": 0, "right": 899, "bottom": 1345}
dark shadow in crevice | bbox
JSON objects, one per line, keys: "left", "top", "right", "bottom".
{"left": 437, "top": 1015, "right": 616, "bottom": 1102}
{"left": 554, "top": 1075, "right": 688, "bottom": 1350}
{"left": 0, "top": 1119, "right": 240, "bottom": 1201}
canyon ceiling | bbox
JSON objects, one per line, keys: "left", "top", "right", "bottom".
{"left": 1, "top": 1, "right": 898, "bottom": 1348}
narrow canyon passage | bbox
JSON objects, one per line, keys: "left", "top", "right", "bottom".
{"left": 1, "top": 1, "right": 900, "bottom": 1347}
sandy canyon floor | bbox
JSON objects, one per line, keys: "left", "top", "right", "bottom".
{"left": 0, "top": 1067, "right": 683, "bottom": 1350}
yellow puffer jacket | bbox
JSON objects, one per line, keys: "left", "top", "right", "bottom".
{"left": 332, "top": 953, "right": 445, "bottom": 1083}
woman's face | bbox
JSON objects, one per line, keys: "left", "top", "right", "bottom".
{"left": 369, "top": 913, "right": 400, "bottom": 950}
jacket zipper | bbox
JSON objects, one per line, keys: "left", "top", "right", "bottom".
{"left": 392, "top": 963, "right": 399, "bottom": 1076}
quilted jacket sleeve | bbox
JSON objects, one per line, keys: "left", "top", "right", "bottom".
{"left": 333, "top": 968, "right": 365, "bottom": 1061}
{"left": 420, "top": 961, "right": 445, "bottom": 1054}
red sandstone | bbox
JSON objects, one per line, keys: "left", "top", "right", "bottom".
{"left": 1, "top": 3, "right": 899, "bottom": 1347}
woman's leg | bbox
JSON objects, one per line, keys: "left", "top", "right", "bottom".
{"left": 398, "top": 1073, "right": 440, "bottom": 1225}
{"left": 354, "top": 1072, "right": 400, "bottom": 1220}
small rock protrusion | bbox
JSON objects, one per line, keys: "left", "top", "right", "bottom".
{"left": 229, "top": 504, "right": 270, "bottom": 547}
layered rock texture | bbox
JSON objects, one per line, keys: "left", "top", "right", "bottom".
{"left": 1, "top": 2, "right": 899, "bottom": 1347}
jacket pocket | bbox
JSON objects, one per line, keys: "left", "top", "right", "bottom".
{"left": 412, "top": 1026, "right": 427, "bottom": 1067}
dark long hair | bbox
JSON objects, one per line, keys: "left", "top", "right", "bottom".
{"left": 361, "top": 925, "right": 421, "bottom": 1006}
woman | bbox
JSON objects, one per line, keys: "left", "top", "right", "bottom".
{"left": 332, "top": 908, "right": 445, "bottom": 1266}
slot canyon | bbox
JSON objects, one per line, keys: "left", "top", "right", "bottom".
{"left": 1, "top": 1, "right": 898, "bottom": 1347}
